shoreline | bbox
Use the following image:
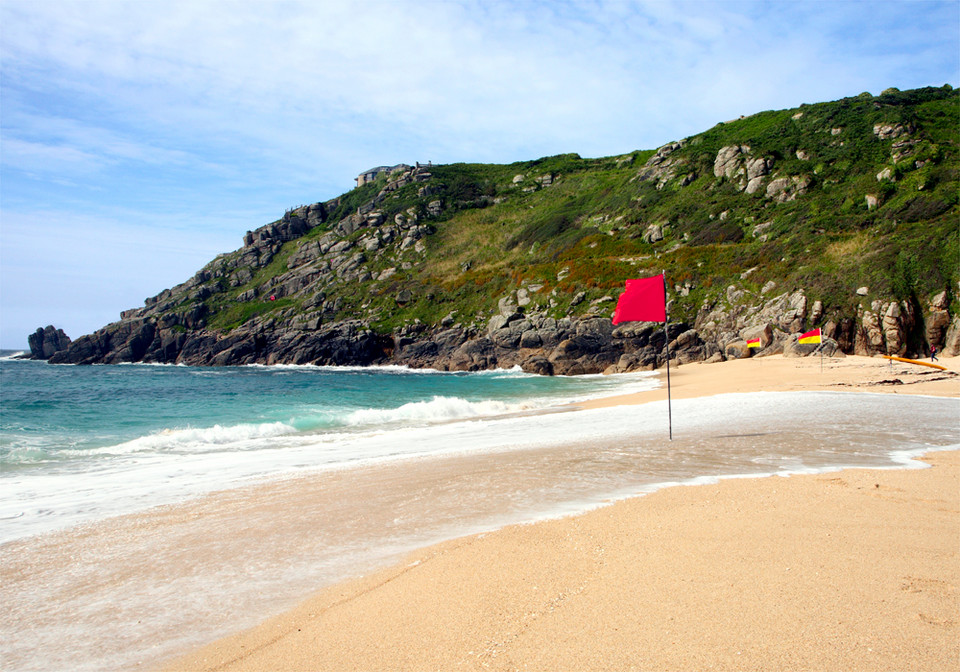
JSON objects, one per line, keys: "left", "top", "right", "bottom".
{"left": 160, "top": 452, "right": 960, "bottom": 672}
{"left": 158, "top": 355, "right": 959, "bottom": 672}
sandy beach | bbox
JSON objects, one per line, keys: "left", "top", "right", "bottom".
{"left": 158, "top": 354, "right": 959, "bottom": 672}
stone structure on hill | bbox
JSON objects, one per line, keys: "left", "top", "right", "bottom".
{"left": 355, "top": 163, "right": 414, "bottom": 187}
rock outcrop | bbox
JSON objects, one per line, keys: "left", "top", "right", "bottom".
{"left": 27, "top": 326, "right": 71, "bottom": 360}
{"left": 636, "top": 141, "right": 692, "bottom": 190}
{"left": 926, "top": 291, "right": 952, "bottom": 353}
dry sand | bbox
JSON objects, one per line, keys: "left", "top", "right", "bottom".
{"left": 576, "top": 351, "right": 960, "bottom": 409}
{"left": 160, "top": 355, "right": 959, "bottom": 672}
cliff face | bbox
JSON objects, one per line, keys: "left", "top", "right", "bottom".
{"left": 48, "top": 86, "right": 960, "bottom": 371}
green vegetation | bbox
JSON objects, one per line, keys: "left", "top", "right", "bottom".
{"left": 180, "top": 86, "right": 958, "bottom": 335}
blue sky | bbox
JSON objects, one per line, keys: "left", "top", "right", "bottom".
{"left": 1, "top": 0, "right": 957, "bottom": 349}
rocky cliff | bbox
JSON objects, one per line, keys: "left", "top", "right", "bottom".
{"left": 46, "top": 86, "right": 959, "bottom": 371}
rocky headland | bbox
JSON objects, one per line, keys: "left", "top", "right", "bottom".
{"left": 33, "top": 86, "right": 959, "bottom": 372}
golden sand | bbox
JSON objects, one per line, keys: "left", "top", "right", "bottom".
{"left": 160, "top": 355, "right": 959, "bottom": 672}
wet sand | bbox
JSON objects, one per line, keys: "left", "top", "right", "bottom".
{"left": 159, "top": 355, "right": 959, "bottom": 672}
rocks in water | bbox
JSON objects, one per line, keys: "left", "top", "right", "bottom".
{"left": 27, "top": 326, "right": 71, "bottom": 359}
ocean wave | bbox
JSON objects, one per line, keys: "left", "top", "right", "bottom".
{"left": 0, "top": 443, "right": 62, "bottom": 466}
{"left": 346, "top": 395, "right": 535, "bottom": 426}
{"left": 74, "top": 421, "right": 298, "bottom": 456}
{"left": 114, "top": 361, "right": 189, "bottom": 367}
{"left": 243, "top": 362, "right": 538, "bottom": 377}
{"left": 240, "top": 362, "right": 444, "bottom": 374}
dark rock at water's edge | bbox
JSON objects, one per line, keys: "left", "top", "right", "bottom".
{"left": 45, "top": 311, "right": 695, "bottom": 373}
{"left": 43, "top": 282, "right": 959, "bottom": 372}
{"left": 26, "top": 326, "right": 72, "bottom": 360}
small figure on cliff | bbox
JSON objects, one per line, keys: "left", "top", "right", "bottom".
{"left": 931, "top": 345, "right": 938, "bottom": 362}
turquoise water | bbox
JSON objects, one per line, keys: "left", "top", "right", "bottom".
{"left": 0, "top": 356, "right": 660, "bottom": 541}
{"left": 1, "top": 358, "right": 649, "bottom": 461}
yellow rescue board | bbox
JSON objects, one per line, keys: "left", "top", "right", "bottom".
{"left": 881, "top": 355, "right": 948, "bottom": 371}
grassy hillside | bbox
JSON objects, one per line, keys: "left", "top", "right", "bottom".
{"left": 182, "top": 85, "right": 958, "bottom": 339}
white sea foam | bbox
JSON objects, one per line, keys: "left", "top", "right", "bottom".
{"left": 2, "top": 391, "right": 957, "bottom": 547}
{"left": 347, "top": 395, "right": 533, "bottom": 425}
{"left": 73, "top": 421, "right": 297, "bottom": 456}
{"left": 0, "top": 442, "right": 60, "bottom": 465}
{"left": 243, "top": 362, "right": 453, "bottom": 374}
{"left": 114, "top": 361, "right": 188, "bottom": 367}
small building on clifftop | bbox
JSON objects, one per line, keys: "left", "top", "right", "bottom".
{"left": 355, "top": 163, "right": 414, "bottom": 187}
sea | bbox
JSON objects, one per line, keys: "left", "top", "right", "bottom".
{"left": 1, "top": 352, "right": 958, "bottom": 671}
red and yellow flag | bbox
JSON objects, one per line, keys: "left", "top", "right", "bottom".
{"left": 798, "top": 328, "right": 822, "bottom": 345}
{"left": 746, "top": 338, "right": 761, "bottom": 348}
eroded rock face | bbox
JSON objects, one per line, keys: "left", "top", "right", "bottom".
{"left": 943, "top": 316, "right": 960, "bottom": 356}
{"left": 882, "top": 302, "right": 906, "bottom": 356}
{"left": 637, "top": 141, "right": 690, "bottom": 190}
{"left": 926, "top": 291, "right": 951, "bottom": 351}
{"left": 42, "top": 284, "right": 956, "bottom": 372}
{"left": 714, "top": 145, "right": 747, "bottom": 180}
{"left": 765, "top": 175, "right": 811, "bottom": 203}
{"left": 27, "top": 326, "right": 71, "bottom": 359}
{"left": 856, "top": 309, "right": 884, "bottom": 355}
{"left": 713, "top": 145, "right": 778, "bottom": 195}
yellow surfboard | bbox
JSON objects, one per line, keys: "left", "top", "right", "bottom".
{"left": 881, "top": 355, "right": 948, "bottom": 371}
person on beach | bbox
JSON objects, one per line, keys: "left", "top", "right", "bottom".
{"left": 931, "top": 345, "right": 938, "bottom": 361}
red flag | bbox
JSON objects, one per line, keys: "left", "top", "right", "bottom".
{"left": 612, "top": 274, "right": 666, "bottom": 324}
{"left": 798, "top": 328, "right": 821, "bottom": 344}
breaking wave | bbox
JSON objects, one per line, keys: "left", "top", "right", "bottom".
{"left": 75, "top": 421, "right": 298, "bottom": 456}
{"left": 347, "top": 395, "right": 535, "bottom": 426}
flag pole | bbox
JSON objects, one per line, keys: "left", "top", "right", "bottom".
{"left": 662, "top": 272, "right": 673, "bottom": 441}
